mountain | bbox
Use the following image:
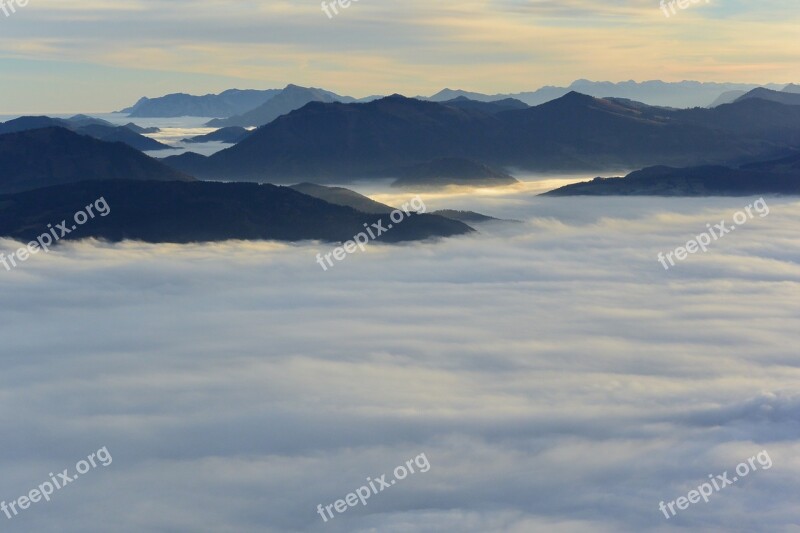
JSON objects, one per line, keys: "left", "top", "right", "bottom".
{"left": 426, "top": 86, "right": 569, "bottom": 106}
{"left": 734, "top": 87, "right": 800, "bottom": 106}
{"left": 442, "top": 96, "right": 528, "bottom": 114}
{"left": 494, "top": 92, "right": 798, "bottom": 169}
{"left": 0, "top": 127, "right": 192, "bottom": 194}
{"left": 390, "top": 158, "right": 518, "bottom": 188}
{"left": 544, "top": 153, "right": 800, "bottom": 196}
{"left": 161, "top": 92, "right": 800, "bottom": 182}
{"left": 182, "top": 127, "right": 250, "bottom": 144}
{"left": 289, "top": 182, "right": 501, "bottom": 222}
{"left": 74, "top": 124, "right": 171, "bottom": 151}
{"left": 783, "top": 84, "right": 800, "bottom": 94}
{"left": 289, "top": 183, "right": 393, "bottom": 214}
{"left": 67, "top": 114, "right": 117, "bottom": 127}
{"left": 429, "top": 210, "right": 500, "bottom": 223}
{"left": 206, "top": 84, "right": 356, "bottom": 127}
{"left": 709, "top": 90, "right": 747, "bottom": 107}
{"left": 0, "top": 116, "right": 171, "bottom": 151}
{"left": 164, "top": 94, "right": 503, "bottom": 181}
{"left": 427, "top": 80, "right": 785, "bottom": 109}
{"left": 123, "top": 123, "right": 160, "bottom": 134}
{"left": 427, "top": 88, "right": 507, "bottom": 103}
{"left": 0, "top": 180, "right": 473, "bottom": 244}
{"left": 119, "top": 89, "right": 281, "bottom": 118}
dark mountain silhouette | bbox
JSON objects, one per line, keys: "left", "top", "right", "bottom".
{"left": 76, "top": 124, "right": 171, "bottom": 151}
{"left": 119, "top": 89, "right": 281, "bottom": 117}
{"left": 166, "top": 95, "right": 500, "bottom": 181}
{"left": 123, "top": 122, "right": 160, "bottom": 134}
{"left": 672, "top": 98, "right": 800, "bottom": 145}
{"left": 66, "top": 114, "right": 117, "bottom": 127}
{"left": 0, "top": 128, "right": 192, "bottom": 194}
{"left": 182, "top": 127, "right": 250, "bottom": 144}
{"left": 0, "top": 116, "right": 171, "bottom": 151}
{"left": 442, "top": 96, "right": 528, "bottom": 114}
{"left": 390, "top": 158, "right": 518, "bottom": 188}
{"left": 429, "top": 210, "right": 500, "bottom": 223}
{"left": 207, "top": 84, "right": 356, "bottom": 128}
{"left": 289, "top": 182, "right": 501, "bottom": 222}
{"left": 0, "top": 180, "right": 473, "bottom": 244}
{"left": 61, "top": 114, "right": 160, "bottom": 134}
{"left": 161, "top": 92, "right": 800, "bottom": 183}
{"left": 734, "top": 87, "right": 800, "bottom": 106}
{"left": 544, "top": 153, "right": 800, "bottom": 196}
{"left": 289, "top": 183, "right": 394, "bottom": 214}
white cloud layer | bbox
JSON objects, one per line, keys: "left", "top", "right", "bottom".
{"left": 0, "top": 190, "right": 799, "bottom": 532}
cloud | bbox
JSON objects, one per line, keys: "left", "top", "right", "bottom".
{"left": 0, "top": 191, "right": 798, "bottom": 531}
{"left": 0, "top": 0, "right": 798, "bottom": 112}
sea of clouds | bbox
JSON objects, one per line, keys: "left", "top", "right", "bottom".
{"left": 1, "top": 189, "right": 799, "bottom": 532}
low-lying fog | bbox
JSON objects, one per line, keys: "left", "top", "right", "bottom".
{"left": 1, "top": 186, "right": 799, "bottom": 532}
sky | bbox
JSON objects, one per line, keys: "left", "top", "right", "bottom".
{"left": 1, "top": 191, "right": 799, "bottom": 532}
{"left": 0, "top": 0, "right": 798, "bottom": 112}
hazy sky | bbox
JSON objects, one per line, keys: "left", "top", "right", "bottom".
{"left": 0, "top": 0, "right": 798, "bottom": 112}
{"left": 1, "top": 192, "right": 799, "bottom": 532}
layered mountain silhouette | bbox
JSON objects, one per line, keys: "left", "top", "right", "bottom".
{"left": 544, "top": 153, "right": 800, "bottom": 196}
{"left": 289, "top": 183, "right": 394, "bottom": 214}
{"left": 709, "top": 90, "right": 747, "bottom": 107}
{"left": 162, "top": 92, "right": 800, "bottom": 183}
{"left": 119, "top": 89, "right": 281, "bottom": 118}
{"left": 441, "top": 96, "right": 528, "bottom": 114}
{"left": 0, "top": 180, "right": 473, "bottom": 244}
{"left": 390, "top": 158, "right": 518, "bottom": 188}
{"left": 206, "top": 84, "right": 356, "bottom": 128}
{"left": 182, "top": 127, "right": 250, "bottom": 144}
{"left": 289, "top": 183, "right": 499, "bottom": 223}
{"left": 123, "top": 122, "right": 160, "bottom": 134}
{"left": 734, "top": 87, "right": 800, "bottom": 106}
{"left": 0, "top": 127, "right": 192, "bottom": 194}
{"left": 425, "top": 80, "right": 785, "bottom": 108}
{"left": 0, "top": 116, "right": 171, "bottom": 151}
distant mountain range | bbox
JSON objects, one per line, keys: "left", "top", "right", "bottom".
{"left": 206, "top": 84, "right": 357, "bottom": 128}
{"left": 544, "top": 152, "right": 800, "bottom": 196}
{"left": 424, "top": 80, "right": 789, "bottom": 108}
{"left": 116, "top": 81, "right": 797, "bottom": 126}
{"left": 0, "top": 180, "right": 473, "bottom": 244}
{"left": 119, "top": 89, "right": 281, "bottom": 118}
{"left": 0, "top": 115, "right": 171, "bottom": 151}
{"left": 0, "top": 127, "right": 191, "bottom": 194}
{"left": 161, "top": 91, "right": 800, "bottom": 183}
